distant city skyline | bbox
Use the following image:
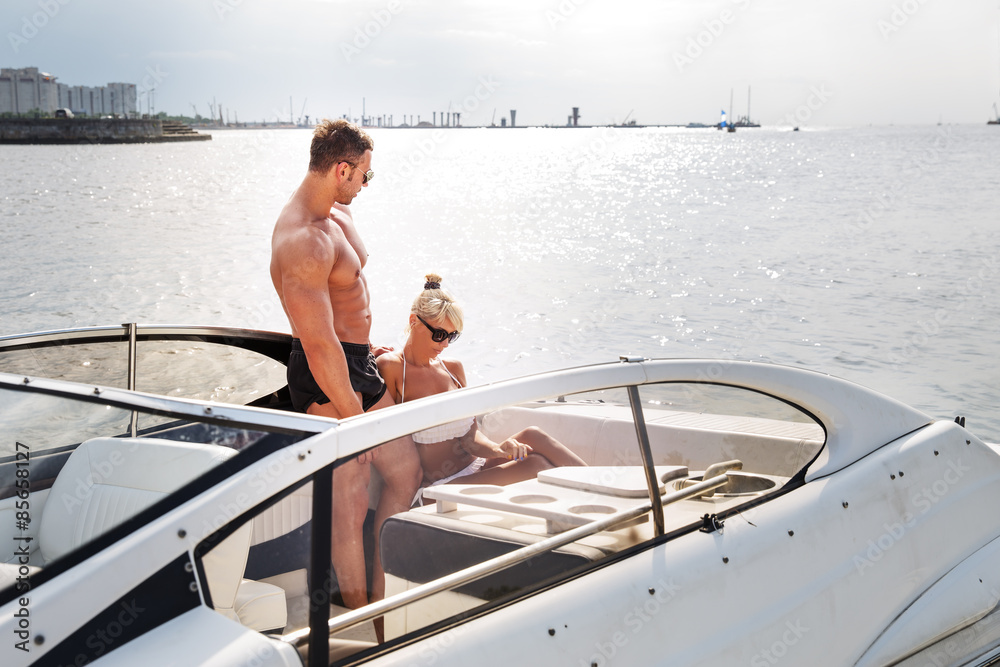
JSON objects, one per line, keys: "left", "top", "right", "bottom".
{"left": 4, "top": 0, "right": 1000, "bottom": 127}
{"left": 0, "top": 66, "right": 137, "bottom": 117}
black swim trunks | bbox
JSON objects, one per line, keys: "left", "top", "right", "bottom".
{"left": 287, "top": 339, "right": 387, "bottom": 413}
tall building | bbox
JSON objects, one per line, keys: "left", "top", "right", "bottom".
{"left": 107, "top": 83, "right": 137, "bottom": 117}
{"left": 0, "top": 67, "right": 58, "bottom": 114}
{"left": 1, "top": 67, "right": 138, "bottom": 116}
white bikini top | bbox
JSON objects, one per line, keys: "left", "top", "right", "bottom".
{"left": 402, "top": 358, "right": 474, "bottom": 444}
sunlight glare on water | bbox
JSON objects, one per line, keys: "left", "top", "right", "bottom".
{"left": 1, "top": 125, "right": 997, "bottom": 438}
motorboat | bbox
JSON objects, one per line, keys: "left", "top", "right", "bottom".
{"left": 2, "top": 323, "right": 999, "bottom": 666}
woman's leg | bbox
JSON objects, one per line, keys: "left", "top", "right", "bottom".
{"left": 455, "top": 453, "right": 554, "bottom": 485}
{"left": 510, "top": 426, "right": 587, "bottom": 467}
{"left": 455, "top": 427, "right": 587, "bottom": 485}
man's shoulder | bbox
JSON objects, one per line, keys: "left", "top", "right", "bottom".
{"left": 331, "top": 202, "right": 353, "bottom": 221}
{"left": 272, "top": 216, "right": 341, "bottom": 276}
{"left": 274, "top": 208, "right": 345, "bottom": 248}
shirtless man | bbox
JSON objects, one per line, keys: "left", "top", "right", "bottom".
{"left": 269, "top": 119, "right": 421, "bottom": 626}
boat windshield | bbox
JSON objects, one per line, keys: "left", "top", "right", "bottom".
{"left": 0, "top": 325, "right": 291, "bottom": 410}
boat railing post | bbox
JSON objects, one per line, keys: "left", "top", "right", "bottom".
{"left": 124, "top": 322, "right": 137, "bottom": 391}
{"left": 623, "top": 366, "right": 664, "bottom": 537}
{"left": 125, "top": 322, "right": 138, "bottom": 436}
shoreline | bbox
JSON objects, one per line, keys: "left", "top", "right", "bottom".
{"left": 0, "top": 118, "right": 211, "bottom": 144}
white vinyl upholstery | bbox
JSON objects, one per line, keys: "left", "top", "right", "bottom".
{"left": 233, "top": 578, "right": 290, "bottom": 631}
{"left": 250, "top": 482, "right": 312, "bottom": 546}
{"left": 38, "top": 437, "right": 234, "bottom": 563}
{"left": 202, "top": 522, "right": 254, "bottom": 624}
{"left": 33, "top": 436, "right": 287, "bottom": 632}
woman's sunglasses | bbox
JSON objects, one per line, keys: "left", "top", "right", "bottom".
{"left": 416, "top": 315, "right": 461, "bottom": 343}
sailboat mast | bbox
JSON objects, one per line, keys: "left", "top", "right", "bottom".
{"left": 747, "top": 86, "right": 751, "bottom": 124}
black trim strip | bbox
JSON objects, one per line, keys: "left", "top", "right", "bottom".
{"left": 308, "top": 464, "right": 334, "bottom": 667}
{"left": 36, "top": 553, "right": 199, "bottom": 666}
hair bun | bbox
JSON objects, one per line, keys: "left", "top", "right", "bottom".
{"left": 423, "top": 273, "right": 443, "bottom": 291}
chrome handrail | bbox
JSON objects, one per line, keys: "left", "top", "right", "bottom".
{"left": 278, "top": 472, "right": 730, "bottom": 646}
{"left": 125, "top": 322, "right": 137, "bottom": 392}
{"left": 126, "top": 322, "right": 138, "bottom": 436}
{"left": 0, "top": 323, "right": 292, "bottom": 348}
{"left": 0, "top": 372, "right": 334, "bottom": 435}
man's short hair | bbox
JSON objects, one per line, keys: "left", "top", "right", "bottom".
{"left": 309, "top": 119, "right": 374, "bottom": 174}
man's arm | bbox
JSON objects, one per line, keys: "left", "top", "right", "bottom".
{"left": 278, "top": 229, "right": 364, "bottom": 419}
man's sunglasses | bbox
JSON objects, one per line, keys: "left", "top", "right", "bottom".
{"left": 416, "top": 315, "right": 461, "bottom": 344}
{"left": 344, "top": 161, "right": 374, "bottom": 184}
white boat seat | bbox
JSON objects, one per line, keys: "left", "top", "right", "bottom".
{"left": 38, "top": 437, "right": 232, "bottom": 564}
{"left": 233, "top": 578, "right": 290, "bottom": 632}
{"left": 33, "top": 436, "right": 287, "bottom": 632}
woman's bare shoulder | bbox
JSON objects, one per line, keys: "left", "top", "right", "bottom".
{"left": 441, "top": 358, "right": 468, "bottom": 385}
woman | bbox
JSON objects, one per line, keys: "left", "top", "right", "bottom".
{"left": 377, "top": 274, "right": 586, "bottom": 494}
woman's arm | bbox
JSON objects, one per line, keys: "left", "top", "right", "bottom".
{"left": 457, "top": 423, "right": 531, "bottom": 462}
{"left": 443, "top": 360, "right": 531, "bottom": 461}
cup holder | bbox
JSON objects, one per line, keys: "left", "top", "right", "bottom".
{"left": 676, "top": 472, "right": 776, "bottom": 496}
{"left": 459, "top": 485, "right": 504, "bottom": 496}
{"left": 567, "top": 505, "right": 616, "bottom": 515}
{"left": 510, "top": 494, "right": 557, "bottom": 505}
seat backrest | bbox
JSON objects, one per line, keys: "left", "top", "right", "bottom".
{"left": 39, "top": 436, "right": 236, "bottom": 564}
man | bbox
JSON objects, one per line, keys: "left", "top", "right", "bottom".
{"left": 270, "top": 119, "right": 421, "bottom": 629}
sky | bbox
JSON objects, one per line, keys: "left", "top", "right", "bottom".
{"left": 4, "top": 0, "right": 1000, "bottom": 127}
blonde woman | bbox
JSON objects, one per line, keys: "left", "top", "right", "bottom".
{"left": 377, "top": 274, "right": 586, "bottom": 494}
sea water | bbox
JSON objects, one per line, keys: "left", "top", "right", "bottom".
{"left": 1, "top": 125, "right": 998, "bottom": 439}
